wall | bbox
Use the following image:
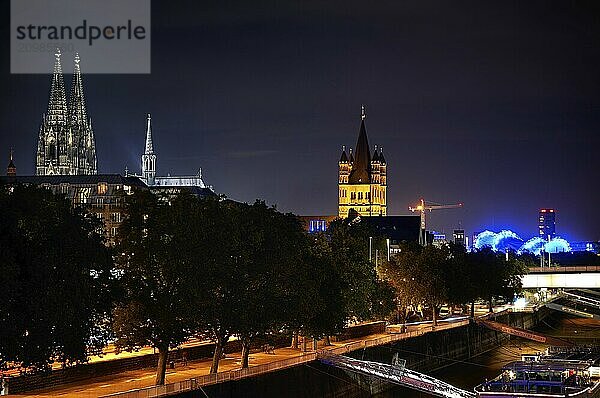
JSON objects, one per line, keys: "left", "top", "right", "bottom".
{"left": 197, "top": 309, "right": 549, "bottom": 398}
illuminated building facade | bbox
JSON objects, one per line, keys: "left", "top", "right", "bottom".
{"left": 338, "top": 106, "right": 387, "bottom": 218}
{"left": 539, "top": 209, "right": 556, "bottom": 239}
{"left": 0, "top": 174, "right": 146, "bottom": 241}
{"left": 131, "top": 114, "right": 211, "bottom": 192}
{"left": 36, "top": 50, "right": 97, "bottom": 176}
{"left": 453, "top": 229, "right": 466, "bottom": 246}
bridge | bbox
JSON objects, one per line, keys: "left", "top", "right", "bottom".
{"left": 543, "top": 289, "right": 600, "bottom": 320}
{"left": 319, "top": 353, "right": 475, "bottom": 398}
{"left": 522, "top": 266, "right": 600, "bottom": 288}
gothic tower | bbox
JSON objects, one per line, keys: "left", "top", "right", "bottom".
{"left": 338, "top": 106, "right": 387, "bottom": 218}
{"left": 69, "top": 53, "right": 97, "bottom": 174}
{"left": 36, "top": 50, "right": 97, "bottom": 175}
{"left": 7, "top": 149, "right": 16, "bottom": 177}
{"left": 141, "top": 113, "right": 156, "bottom": 185}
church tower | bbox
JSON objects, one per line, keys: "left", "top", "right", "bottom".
{"left": 141, "top": 113, "right": 156, "bottom": 185}
{"left": 36, "top": 50, "right": 97, "bottom": 176}
{"left": 69, "top": 53, "right": 97, "bottom": 174}
{"left": 338, "top": 106, "right": 387, "bottom": 218}
{"left": 7, "top": 149, "right": 16, "bottom": 177}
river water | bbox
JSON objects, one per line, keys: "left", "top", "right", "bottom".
{"left": 377, "top": 314, "right": 600, "bottom": 397}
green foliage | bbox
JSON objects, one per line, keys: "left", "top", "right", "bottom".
{"left": 0, "top": 185, "right": 113, "bottom": 371}
{"left": 113, "top": 191, "right": 210, "bottom": 383}
{"left": 383, "top": 243, "right": 530, "bottom": 321}
{"left": 298, "top": 218, "right": 395, "bottom": 337}
{"left": 382, "top": 243, "right": 451, "bottom": 324}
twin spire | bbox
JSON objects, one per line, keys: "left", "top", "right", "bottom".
{"left": 36, "top": 50, "right": 97, "bottom": 175}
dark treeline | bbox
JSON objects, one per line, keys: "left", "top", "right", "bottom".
{"left": 0, "top": 186, "right": 529, "bottom": 385}
{"left": 382, "top": 242, "right": 532, "bottom": 326}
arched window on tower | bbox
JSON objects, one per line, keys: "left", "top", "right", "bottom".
{"left": 48, "top": 142, "right": 56, "bottom": 160}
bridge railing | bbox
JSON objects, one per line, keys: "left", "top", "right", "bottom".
{"left": 529, "top": 265, "right": 600, "bottom": 273}
{"left": 101, "top": 320, "right": 471, "bottom": 398}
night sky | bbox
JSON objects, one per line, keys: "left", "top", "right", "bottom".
{"left": 1, "top": 1, "right": 599, "bottom": 241}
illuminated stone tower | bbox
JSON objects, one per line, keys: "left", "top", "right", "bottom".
{"left": 7, "top": 149, "right": 16, "bottom": 176}
{"left": 36, "top": 50, "right": 97, "bottom": 175}
{"left": 69, "top": 53, "right": 97, "bottom": 174}
{"left": 338, "top": 106, "right": 387, "bottom": 218}
{"left": 141, "top": 113, "right": 156, "bottom": 185}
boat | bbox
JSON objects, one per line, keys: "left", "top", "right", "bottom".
{"left": 475, "top": 347, "right": 600, "bottom": 397}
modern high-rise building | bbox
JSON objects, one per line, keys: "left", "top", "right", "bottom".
{"left": 36, "top": 50, "right": 97, "bottom": 176}
{"left": 539, "top": 209, "right": 556, "bottom": 239}
{"left": 338, "top": 106, "right": 387, "bottom": 218}
{"left": 453, "top": 229, "right": 466, "bottom": 246}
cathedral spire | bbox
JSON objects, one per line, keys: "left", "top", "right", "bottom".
{"left": 68, "top": 53, "right": 97, "bottom": 174}
{"left": 37, "top": 51, "right": 96, "bottom": 175}
{"left": 142, "top": 113, "right": 156, "bottom": 185}
{"left": 7, "top": 149, "right": 16, "bottom": 177}
{"left": 69, "top": 53, "right": 88, "bottom": 125}
{"left": 46, "top": 49, "right": 68, "bottom": 125}
{"left": 145, "top": 113, "right": 154, "bottom": 154}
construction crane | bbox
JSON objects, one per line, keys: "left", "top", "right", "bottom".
{"left": 409, "top": 198, "right": 463, "bottom": 245}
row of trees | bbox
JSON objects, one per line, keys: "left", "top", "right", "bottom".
{"left": 0, "top": 186, "right": 392, "bottom": 385}
{"left": 382, "top": 242, "right": 532, "bottom": 325}
{"left": 0, "top": 185, "right": 529, "bottom": 385}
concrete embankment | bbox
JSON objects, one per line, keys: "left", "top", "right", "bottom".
{"left": 194, "top": 308, "right": 550, "bottom": 398}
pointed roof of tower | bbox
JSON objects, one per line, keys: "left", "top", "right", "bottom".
{"left": 7, "top": 149, "right": 16, "bottom": 176}
{"left": 372, "top": 145, "right": 379, "bottom": 162}
{"left": 145, "top": 114, "right": 154, "bottom": 154}
{"left": 348, "top": 106, "right": 371, "bottom": 184}
{"left": 348, "top": 148, "right": 354, "bottom": 163}
{"left": 379, "top": 147, "right": 386, "bottom": 164}
{"left": 68, "top": 53, "right": 88, "bottom": 125}
{"left": 46, "top": 49, "right": 67, "bottom": 125}
{"left": 339, "top": 145, "right": 348, "bottom": 162}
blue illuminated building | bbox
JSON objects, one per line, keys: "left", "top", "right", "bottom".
{"left": 538, "top": 209, "right": 556, "bottom": 239}
{"left": 473, "top": 230, "right": 572, "bottom": 255}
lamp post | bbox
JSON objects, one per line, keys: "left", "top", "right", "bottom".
{"left": 386, "top": 238, "right": 390, "bottom": 261}
{"left": 369, "top": 236, "right": 373, "bottom": 262}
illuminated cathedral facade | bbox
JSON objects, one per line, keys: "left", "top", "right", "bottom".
{"left": 338, "top": 107, "right": 387, "bottom": 218}
{"left": 36, "top": 50, "right": 97, "bottom": 176}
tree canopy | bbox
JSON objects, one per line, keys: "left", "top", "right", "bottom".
{"left": 0, "top": 185, "right": 113, "bottom": 371}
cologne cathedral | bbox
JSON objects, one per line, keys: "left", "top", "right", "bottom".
{"left": 36, "top": 50, "right": 97, "bottom": 175}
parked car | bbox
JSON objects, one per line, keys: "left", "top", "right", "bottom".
{"left": 439, "top": 306, "right": 450, "bottom": 318}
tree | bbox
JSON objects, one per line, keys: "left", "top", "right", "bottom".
{"left": 188, "top": 198, "right": 243, "bottom": 374}
{"left": 291, "top": 218, "right": 394, "bottom": 344}
{"left": 233, "top": 202, "right": 308, "bottom": 368}
{"left": 383, "top": 243, "right": 450, "bottom": 326}
{"left": 113, "top": 190, "right": 203, "bottom": 385}
{"left": 446, "top": 243, "right": 482, "bottom": 318}
{"left": 0, "top": 185, "right": 114, "bottom": 371}
{"left": 462, "top": 248, "right": 530, "bottom": 313}
{"left": 326, "top": 219, "right": 393, "bottom": 322}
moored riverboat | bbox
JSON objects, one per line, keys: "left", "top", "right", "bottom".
{"left": 475, "top": 347, "right": 600, "bottom": 398}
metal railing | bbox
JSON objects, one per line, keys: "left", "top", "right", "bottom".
{"left": 101, "top": 320, "right": 470, "bottom": 398}
{"left": 529, "top": 265, "right": 600, "bottom": 273}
